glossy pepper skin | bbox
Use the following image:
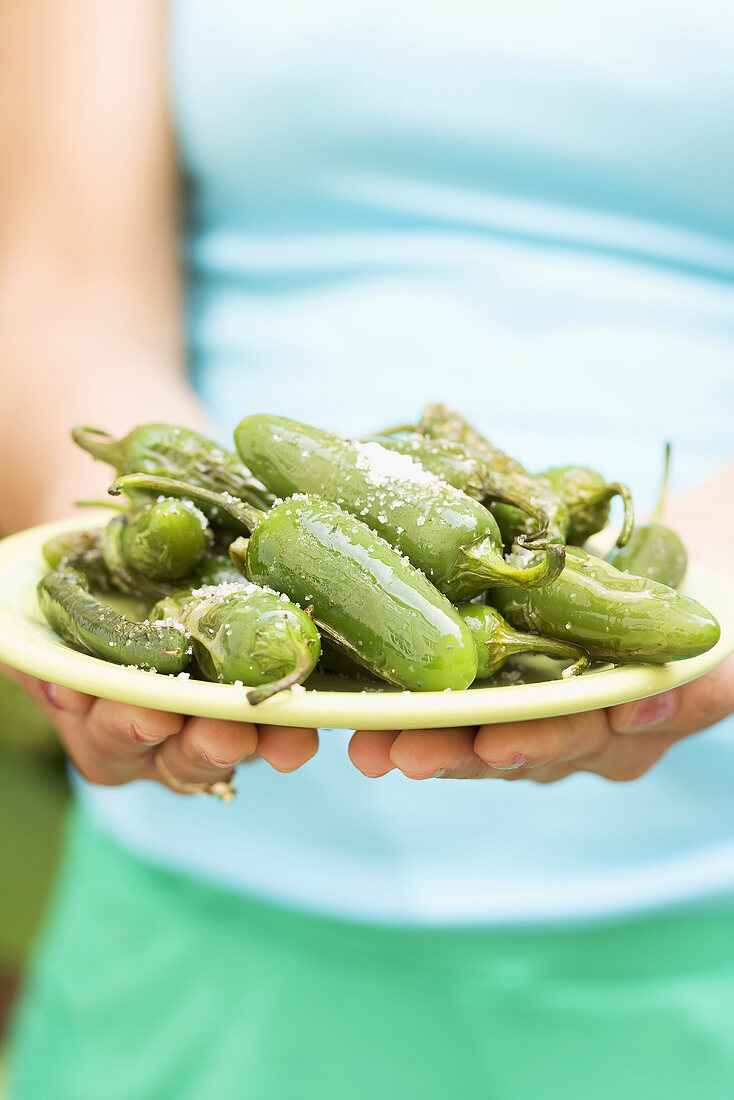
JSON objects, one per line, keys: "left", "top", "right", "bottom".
{"left": 233, "top": 415, "right": 564, "bottom": 601}
{"left": 417, "top": 402, "right": 570, "bottom": 547}
{"left": 229, "top": 500, "right": 479, "bottom": 692}
{"left": 111, "top": 473, "right": 479, "bottom": 692}
{"left": 152, "top": 582, "right": 321, "bottom": 704}
{"left": 456, "top": 604, "right": 590, "bottom": 679}
{"left": 490, "top": 547, "right": 720, "bottom": 664}
{"left": 42, "top": 528, "right": 115, "bottom": 593}
{"left": 368, "top": 435, "right": 551, "bottom": 543}
{"left": 608, "top": 525, "right": 687, "bottom": 588}
{"left": 72, "top": 423, "right": 273, "bottom": 525}
{"left": 102, "top": 517, "right": 174, "bottom": 602}
{"left": 117, "top": 498, "right": 211, "bottom": 582}
{"left": 37, "top": 567, "right": 190, "bottom": 674}
{"left": 607, "top": 444, "right": 687, "bottom": 588}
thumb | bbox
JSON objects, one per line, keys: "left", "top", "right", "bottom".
{"left": 609, "top": 654, "right": 734, "bottom": 736}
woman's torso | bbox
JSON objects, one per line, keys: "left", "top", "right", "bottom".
{"left": 78, "top": 0, "right": 734, "bottom": 922}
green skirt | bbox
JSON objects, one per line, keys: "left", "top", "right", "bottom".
{"left": 9, "top": 808, "right": 734, "bottom": 1100}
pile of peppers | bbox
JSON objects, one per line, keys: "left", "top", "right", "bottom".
{"left": 37, "top": 409, "right": 721, "bottom": 702}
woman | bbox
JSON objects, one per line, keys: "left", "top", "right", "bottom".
{"left": 2, "top": 1, "right": 734, "bottom": 1097}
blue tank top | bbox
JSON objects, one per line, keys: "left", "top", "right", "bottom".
{"left": 79, "top": 0, "right": 734, "bottom": 923}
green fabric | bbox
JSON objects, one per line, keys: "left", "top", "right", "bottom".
{"left": 9, "top": 810, "right": 734, "bottom": 1100}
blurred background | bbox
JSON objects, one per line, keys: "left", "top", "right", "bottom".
{"left": 0, "top": 670, "right": 68, "bottom": 1091}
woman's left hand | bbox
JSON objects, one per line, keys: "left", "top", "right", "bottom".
{"left": 348, "top": 655, "right": 734, "bottom": 783}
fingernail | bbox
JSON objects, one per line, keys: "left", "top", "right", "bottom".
{"left": 431, "top": 768, "right": 448, "bottom": 778}
{"left": 618, "top": 691, "right": 678, "bottom": 731}
{"left": 200, "top": 750, "right": 237, "bottom": 768}
{"left": 41, "top": 682, "right": 61, "bottom": 708}
{"left": 131, "top": 722, "right": 165, "bottom": 746}
{"left": 486, "top": 753, "right": 528, "bottom": 771}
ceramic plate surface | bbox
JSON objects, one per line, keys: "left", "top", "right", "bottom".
{"left": 1, "top": 515, "right": 733, "bottom": 729}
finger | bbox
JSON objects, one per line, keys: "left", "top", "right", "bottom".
{"left": 1, "top": 664, "right": 95, "bottom": 715}
{"left": 474, "top": 711, "right": 611, "bottom": 773}
{"left": 151, "top": 716, "right": 259, "bottom": 788}
{"left": 86, "top": 700, "right": 185, "bottom": 753}
{"left": 38, "top": 680, "right": 95, "bottom": 715}
{"left": 389, "top": 727, "right": 480, "bottom": 780}
{"left": 58, "top": 702, "right": 184, "bottom": 786}
{"left": 255, "top": 725, "right": 319, "bottom": 773}
{"left": 609, "top": 655, "right": 734, "bottom": 738}
{"left": 348, "top": 730, "right": 400, "bottom": 777}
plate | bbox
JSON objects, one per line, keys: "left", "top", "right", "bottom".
{"left": 1, "top": 514, "right": 733, "bottom": 730}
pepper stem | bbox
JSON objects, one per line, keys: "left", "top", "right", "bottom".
{"left": 590, "top": 482, "right": 635, "bottom": 548}
{"left": 374, "top": 422, "right": 420, "bottom": 436}
{"left": 109, "top": 474, "right": 265, "bottom": 534}
{"left": 450, "top": 539, "right": 565, "bottom": 599}
{"left": 480, "top": 487, "right": 550, "bottom": 546}
{"left": 504, "top": 632, "right": 590, "bottom": 678}
{"left": 74, "top": 497, "right": 129, "bottom": 512}
{"left": 652, "top": 442, "right": 672, "bottom": 524}
{"left": 246, "top": 652, "right": 314, "bottom": 706}
{"left": 72, "top": 426, "right": 124, "bottom": 466}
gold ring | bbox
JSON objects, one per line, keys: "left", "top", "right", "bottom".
{"left": 155, "top": 755, "right": 236, "bottom": 802}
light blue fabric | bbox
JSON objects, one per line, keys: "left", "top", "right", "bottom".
{"left": 78, "top": 0, "right": 734, "bottom": 922}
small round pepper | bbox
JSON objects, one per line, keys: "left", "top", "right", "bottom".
{"left": 608, "top": 444, "right": 687, "bottom": 587}
{"left": 152, "top": 581, "right": 321, "bottom": 704}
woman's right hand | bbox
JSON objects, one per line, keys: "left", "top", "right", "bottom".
{"left": 1, "top": 664, "right": 319, "bottom": 794}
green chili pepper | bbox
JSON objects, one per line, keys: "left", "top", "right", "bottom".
{"left": 607, "top": 444, "right": 687, "bottom": 587}
{"left": 98, "top": 499, "right": 211, "bottom": 601}
{"left": 109, "top": 474, "right": 479, "bottom": 692}
{"left": 490, "top": 547, "right": 720, "bottom": 664}
{"left": 367, "top": 435, "right": 551, "bottom": 543}
{"left": 72, "top": 423, "right": 273, "bottom": 524}
{"left": 228, "top": 498, "right": 479, "bottom": 691}
{"left": 152, "top": 582, "right": 320, "bottom": 704}
{"left": 38, "top": 567, "right": 190, "bottom": 674}
{"left": 495, "top": 466, "right": 634, "bottom": 549}
{"left": 117, "top": 498, "right": 211, "bottom": 582}
{"left": 456, "top": 604, "right": 590, "bottom": 679}
{"left": 42, "top": 528, "right": 115, "bottom": 593}
{"left": 541, "top": 466, "right": 634, "bottom": 547}
{"left": 416, "top": 402, "right": 570, "bottom": 547}
{"left": 232, "top": 415, "right": 564, "bottom": 601}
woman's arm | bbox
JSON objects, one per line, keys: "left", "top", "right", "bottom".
{"left": 0, "top": 0, "right": 318, "bottom": 789}
{"left": 349, "top": 466, "right": 734, "bottom": 783}
{"left": 0, "top": 0, "right": 202, "bottom": 529}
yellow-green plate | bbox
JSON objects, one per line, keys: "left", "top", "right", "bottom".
{"left": 1, "top": 515, "right": 733, "bottom": 730}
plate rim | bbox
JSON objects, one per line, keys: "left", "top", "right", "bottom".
{"left": 1, "top": 514, "right": 733, "bottom": 730}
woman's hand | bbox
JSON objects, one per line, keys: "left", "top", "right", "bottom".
{"left": 2, "top": 664, "right": 318, "bottom": 794}
{"left": 350, "top": 475, "right": 734, "bottom": 786}
{"left": 349, "top": 655, "right": 734, "bottom": 784}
